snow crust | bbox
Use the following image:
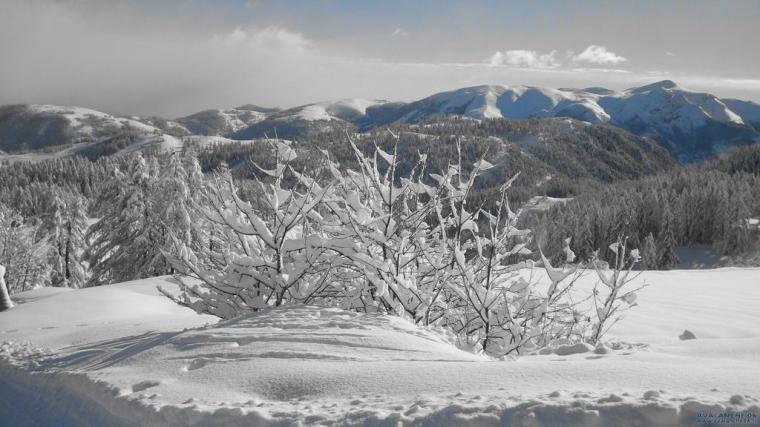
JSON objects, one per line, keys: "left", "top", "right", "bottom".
{"left": 2, "top": 269, "right": 759, "bottom": 426}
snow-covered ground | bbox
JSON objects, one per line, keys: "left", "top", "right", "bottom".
{"left": 2, "top": 269, "right": 759, "bottom": 426}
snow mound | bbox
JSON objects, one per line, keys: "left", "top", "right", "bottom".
{"left": 0, "top": 277, "right": 216, "bottom": 349}
{"left": 2, "top": 270, "right": 760, "bottom": 426}
{"left": 167, "top": 306, "right": 483, "bottom": 363}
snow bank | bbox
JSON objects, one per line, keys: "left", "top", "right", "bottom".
{"left": 2, "top": 270, "right": 760, "bottom": 426}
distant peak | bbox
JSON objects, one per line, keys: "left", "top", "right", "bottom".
{"left": 630, "top": 80, "right": 679, "bottom": 93}
{"left": 577, "top": 87, "right": 618, "bottom": 95}
{"left": 235, "top": 104, "right": 281, "bottom": 114}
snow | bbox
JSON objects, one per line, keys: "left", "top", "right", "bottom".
{"left": 182, "top": 135, "right": 255, "bottom": 148}
{"left": 517, "top": 196, "right": 572, "bottom": 223}
{"left": 28, "top": 104, "right": 163, "bottom": 136}
{"left": 382, "top": 81, "right": 756, "bottom": 139}
{"left": 2, "top": 269, "right": 759, "bottom": 425}
{"left": 116, "top": 134, "right": 183, "bottom": 155}
{"left": 297, "top": 104, "right": 334, "bottom": 121}
{"left": 0, "top": 142, "right": 90, "bottom": 163}
{"left": 291, "top": 99, "right": 385, "bottom": 121}
{"left": 0, "top": 134, "right": 183, "bottom": 162}
{"left": 723, "top": 99, "right": 760, "bottom": 125}
{"left": 217, "top": 109, "right": 267, "bottom": 132}
{"left": 329, "top": 98, "right": 383, "bottom": 116}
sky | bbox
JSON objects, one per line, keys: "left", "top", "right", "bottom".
{"left": 1, "top": 0, "right": 759, "bottom": 117}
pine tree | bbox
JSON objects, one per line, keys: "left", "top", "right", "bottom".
{"left": 86, "top": 154, "right": 170, "bottom": 285}
{"left": 720, "top": 181, "right": 753, "bottom": 253}
{"left": 657, "top": 202, "right": 679, "bottom": 270}
{"left": 640, "top": 232, "right": 658, "bottom": 270}
{"left": 47, "top": 195, "right": 88, "bottom": 288}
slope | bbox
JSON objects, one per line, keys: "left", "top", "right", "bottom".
{"left": 1, "top": 270, "right": 759, "bottom": 426}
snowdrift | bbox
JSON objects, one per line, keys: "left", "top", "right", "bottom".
{"left": 2, "top": 271, "right": 760, "bottom": 426}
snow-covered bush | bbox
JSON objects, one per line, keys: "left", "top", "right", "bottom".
{"left": 163, "top": 138, "right": 637, "bottom": 356}
{"left": 321, "top": 137, "right": 450, "bottom": 320}
{"left": 589, "top": 236, "right": 646, "bottom": 344}
{"left": 162, "top": 139, "right": 342, "bottom": 318}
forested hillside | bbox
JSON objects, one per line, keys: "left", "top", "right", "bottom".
{"left": 535, "top": 168, "right": 760, "bottom": 267}
{"left": 198, "top": 117, "right": 674, "bottom": 208}
{"left": 1, "top": 120, "right": 757, "bottom": 298}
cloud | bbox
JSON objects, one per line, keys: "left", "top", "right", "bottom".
{"left": 487, "top": 50, "right": 559, "bottom": 69}
{"left": 570, "top": 68, "right": 632, "bottom": 74}
{"left": 0, "top": 1, "right": 327, "bottom": 116}
{"left": 665, "top": 51, "right": 677, "bottom": 57}
{"left": 211, "top": 26, "right": 312, "bottom": 53}
{"left": 391, "top": 28, "right": 408, "bottom": 37}
{"left": 1, "top": 1, "right": 758, "bottom": 116}
{"left": 572, "top": 45, "right": 627, "bottom": 65}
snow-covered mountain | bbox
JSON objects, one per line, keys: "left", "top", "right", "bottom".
{"left": 1, "top": 81, "right": 759, "bottom": 162}
{"left": 350, "top": 81, "right": 759, "bottom": 161}
{"left": 0, "top": 104, "right": 184, "bottom": 155}
{"left": 222, "top": 81, "right": 760, "bottom": 162}
{"left": 230, "top": 99, "right": 385, "bottom": 140}
{"left": 176, "top": 105, "right": 279, "bottom": 136}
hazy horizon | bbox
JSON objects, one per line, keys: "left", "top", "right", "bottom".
{"left": 1, "top": 0, "right": 759, "bottom": 117}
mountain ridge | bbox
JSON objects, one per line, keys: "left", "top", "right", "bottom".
{"left": 1, "top": 81, "right": 758, "bottom": 163}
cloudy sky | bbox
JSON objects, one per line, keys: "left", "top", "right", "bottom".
{"left": 1, "top": 0, "right": 758, "bottom": 117}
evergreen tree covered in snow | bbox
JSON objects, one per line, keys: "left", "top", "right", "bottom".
{"left": 640, "top": 232, "right": 658, "bottom": 270}
{"left": 657, "top": 202, "right": 679, "bottom": 270}
{"left": 87, "top": 154, "right": 169, "bottom": 285}
{"left": 719, "top": 180, "right": 753, "bottom": 253}
{"left": 0, "top": 206, "right": 51, "bottom": 292}
{"left": 46, "top": 194, "right": 88, "bottom": 287}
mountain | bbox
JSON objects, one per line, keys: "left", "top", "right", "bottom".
{"left": 356, "top": 81, "right": 759, "bottom": 162}
{"left": 228, "top": 81, "right": 759, "bottom": 162}
{"left": 0, "top": 104, "right": 182, "bottom": 157}
{"left": 229, "top": 99, "right": 384, "bottom": 140}
{"left": 1, "top": 81, "right": 758, "bottom": 163}
{"left": 176, "top": 105, "right": 280, "bottom": 136}
{"left": 722, "top": 98, "right": 760, "bottom": 130}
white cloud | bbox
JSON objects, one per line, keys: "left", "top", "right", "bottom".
{"left": 211, "top": 27, "right": 311, "bottom": 53}
{"left": 391, "top": 28, "right": 408, "bottom": 37}
{"left": 665, "top": 51, "right": 677, "bottom": 57}
{"left": 570, "top": 68, "right": 632, "bottom": 74}
{"left": 2, "top": 1, "right": 759, "bottom": 116}
{"left": 487, "top": 50, "right": 559, "bottom": 69}
{"left": 572, "top": 45, "right": 627, "bottom": 65}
